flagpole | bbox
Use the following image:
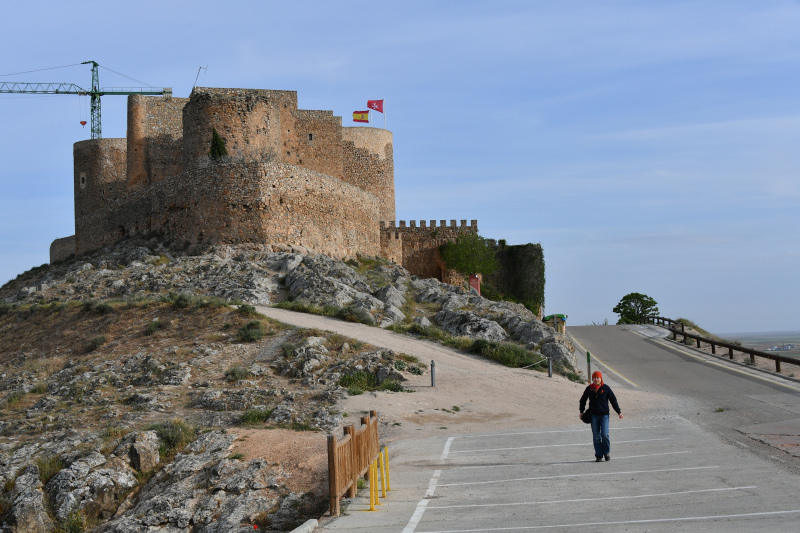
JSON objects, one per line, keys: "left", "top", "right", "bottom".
{"left": 384, "top": 99, "right": 387, "bottom": 129}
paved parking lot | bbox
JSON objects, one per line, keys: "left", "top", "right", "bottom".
{"left": 404, "top": 417, "right": 800, "bottom": 532}
{"left": 321, "top": 415, "right": 800, "bottom": 532}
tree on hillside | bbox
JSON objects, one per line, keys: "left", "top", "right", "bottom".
{"left": 440, "top": 232, "right": 499, "bottom": 278}
{"left": 612, "top": 292, "right": 659, "bottom": 324}
{"left": 209, "top": 128, "right": 228, "bottom": 160}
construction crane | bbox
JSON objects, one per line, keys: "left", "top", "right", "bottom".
{"left": 0, "top": 61, "right": 171, "bottom": 139}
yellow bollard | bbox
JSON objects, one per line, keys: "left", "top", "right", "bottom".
{"left": 367, "top": 462, "right": 376, "bottom": 511}
{"left": 378, "top": 451, "right": 387, "bottom": 499}
{"left": 373, "top": 460, "right": 382, "bottom": 506}
{"left": 383, "top": 446, "right": 391, "bottom": 491}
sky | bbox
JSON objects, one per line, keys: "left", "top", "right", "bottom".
{"left": 1, "top": 1, "right": 798, "bottom": 334}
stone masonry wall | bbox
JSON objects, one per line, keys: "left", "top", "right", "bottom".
{"left": 292, "top": 110, "right": 345, "bottom": 179}
{"left": 127, "top": 95, "right": 188, "bottom": 191}
{"left": 342, "top": 128, "right": 394, "bottom": 223}
{"left": 49, "top": 236, "right": 76, "bottom": 263}
{"left": 75, "top": 161, "right": 380, "bottom": 259}
{"left": 380, "top": 220, "right": 478, "bottom": 280}
{"left": 182, "top": 88, "right": 290, "bottom": 170}
{"left": 73, "top": 139, "right": 127, "bottom": 220}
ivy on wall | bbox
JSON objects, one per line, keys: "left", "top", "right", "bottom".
{"left": 486, "top": 241, "right": 545, "bottom": 315}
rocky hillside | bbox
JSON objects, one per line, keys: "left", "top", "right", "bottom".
{"left": 0, "top": 238, "right": 576, "bottom": 532}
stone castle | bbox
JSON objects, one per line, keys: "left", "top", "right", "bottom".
{"left": 49, "top": 87, "right": 477, "bottom": 281}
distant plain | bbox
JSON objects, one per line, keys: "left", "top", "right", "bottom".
{"left": 721, "top": 331, "right": 800, "bottom": 360}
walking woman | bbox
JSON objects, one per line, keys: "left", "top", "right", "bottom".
{"left": 579, "top": 370, "right": 623, "bottom": 462}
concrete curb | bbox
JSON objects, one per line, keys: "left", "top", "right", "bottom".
{"left": 289, "top": 519, "right": 318, "bottom": 533}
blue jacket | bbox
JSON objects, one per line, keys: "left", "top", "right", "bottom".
{"left": 579, "top": 384, "right": 621, "bottom": 416}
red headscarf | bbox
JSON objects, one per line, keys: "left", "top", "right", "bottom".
{"left": 590, "top": 370, "right": 603, "bottom": 391}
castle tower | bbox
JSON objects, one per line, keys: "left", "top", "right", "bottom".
{"left": 341, "top": 127, "right": 395, "bottom": 223}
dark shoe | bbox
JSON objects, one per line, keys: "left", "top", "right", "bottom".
{"left": 604, "top": 454, "right": 611, "bottom": 461}
{"left": 596, "top": 457, "right": 603, "bottom": 462}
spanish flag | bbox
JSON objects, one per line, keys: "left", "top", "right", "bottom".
{"left": 353, "top": 110, "right": 369, "bottom": 123}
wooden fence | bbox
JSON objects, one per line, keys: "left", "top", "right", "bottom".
{"left": 642, "top": 316, "right": 800, "bottom": 373}
{"left": 327, "top": 410, "right": 380, "bottom": 516}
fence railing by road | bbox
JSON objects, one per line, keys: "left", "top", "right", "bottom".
{"left": 642, "top": 316, "right": 799, "bottom": 373}
{"left": 327, "top": 410, "right": 381, "bottom": 516}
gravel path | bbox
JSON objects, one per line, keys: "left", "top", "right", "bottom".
{"left": 256, "top": 307, "right": 662, "bottom": 441}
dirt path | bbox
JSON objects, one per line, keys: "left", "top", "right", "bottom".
{"left": 256, "top": 307, "right": 663, "bottom": 442}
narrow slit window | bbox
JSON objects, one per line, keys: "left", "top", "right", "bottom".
{"left": 308, "top": 133, "right": 313, "bottom": 141}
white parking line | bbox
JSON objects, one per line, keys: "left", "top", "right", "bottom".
{"left": 402, "top": 470, "right": 442, "bottom": 533}
{"left": 416, "top": 509, "right": 800, "bottom": 532}
{"left": 440, "top": 437, "right": 455, "bottom": 461}
{"left": 448, "top": 437, "right": 669, "bottom": 454}
{"left": 451, "top": 425, "right": 662, "bottom": 439}
{"left": 443, "top": 450, "right": 691, "bottom": 470}
{"left": 427, "top": 485, "right": 757, "bottom": 509}
{"left": 437, "top": 465, "right": 719, "bottom": 487}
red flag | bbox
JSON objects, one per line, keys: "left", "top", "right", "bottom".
{"left": 353, "top": 111, "right": 369, "bottom": 123}
{"left": 367, "top": 99, "right": 384, "bottom": 113}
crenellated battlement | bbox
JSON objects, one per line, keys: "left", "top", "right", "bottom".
{"left": 380, "top": 219, "right": 478, "bottom": 231}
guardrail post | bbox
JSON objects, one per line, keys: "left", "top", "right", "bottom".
{"left": 711, "top": 343, "right": 716, "bottom": 355}
{"left": 548, "top": 355, "right": 552, "bottom": 378}
{"left": 729, "top": 347, "right": 733, "bottom": 359}
{"left": 750, "top": 354, "right": 755, "bottom": 365}
{"left": 431, "top": 360, "right": 436, "bottom": 387}
{"left": 776, "top": 359, "right": 781, "bottom": 372}
{"left": 587, "top": 351, "right": 592, "bottom": 378}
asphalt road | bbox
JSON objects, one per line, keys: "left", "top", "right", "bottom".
{"left": 315, "top": 323, "right": 800, "bottom": 532}
{"left": 569, "top": 324, "right": 800, "bottom": 469}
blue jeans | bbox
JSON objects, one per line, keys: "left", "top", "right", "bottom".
{"left": 591, "top": 414, "right": 610, "bottom": 457}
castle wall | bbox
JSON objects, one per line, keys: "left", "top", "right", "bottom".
{"left": 182, "top": 88, "right": 294, "bottom": 170}
{"left": 380, "top": 230, "right": 403, "bottom": 264}
{"left": 50, "top": 235, "right": 75, "bottom": 264}
{"left": 75, "top": 161, "right": 380, "bottom": 259}
{"left": 126, "top": 95, "right": 188, "bottom": 191}
{"left": 342, "top": 128, "right": 394, "bottom": 222}
{"left": 73, "top": 139, "right": 127, "bottom": 221}
{"left": 292, "top": 110, "right": 344, "bottom": 179}
{"left": 379, "top": 220, "right": 478, "bottom": 280}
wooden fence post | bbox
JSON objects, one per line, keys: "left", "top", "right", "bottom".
{"left": 327, "top": 434, "right": 339, "bottom": 517}
{"left": 343, "top": 425, "right": 356, "bottom": 498}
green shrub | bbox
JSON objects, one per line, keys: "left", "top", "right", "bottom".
{"left": 393, "top": 359, "right": 407, "bottom": 371}
{"left": 338, "top": 371, "right": 404, "bottom": 394}
{"left": 281, "top": 342, "right": 297, "bottom": 359}
{"left": 35, "top": 455, "right": 63, "bottom": 484}
{"left": 82, "top": 300, "right": 113, "bottom": 315}
{"left": 0, "top": 302, "right": 13, "bottom": 316}
{"left": 237, "top": 304, "right": 258, "bottom": 316}
{"left": 224, "top": 366, "right": 251, "bottom": 382}
{"left": 237, "top": 320, "right": 266, "bottom": 342}
{"left": 468, "top": 338, "right": 539, "bottom": 368}
{"left": 86, "top": 335, "right": 107, "bottom": 352}
{"left": 408, "top": 365, "right": 423, "bottom": 375}
{"left": 335, "top": 306, "right": 374, "bottom": 326}
{"left": 59, "top": 510, "right": 85, "bottom": 533}
{"left": 31, "top": 382, "right": 48, "bottom": 394}
{"left": 240, "top": 409, "right": 272, "bottom": 425}
{"left": 5, "top": 390, "right": 25, "bottom": 408}
{"left": 145, "top": 320, "right": 166, "bottom": 336}
{"left": 148, "top": 419, "right": 197, "bottom": 458}
{"left": 173, "top": 293, "right": 192, "bottom": 309}
{"left": 322, "top": 304, "right": 341, "bottom": 316}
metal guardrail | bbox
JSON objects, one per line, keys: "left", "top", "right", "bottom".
{"left": 641, "top": 316, "right": 799, "bottom": 373}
